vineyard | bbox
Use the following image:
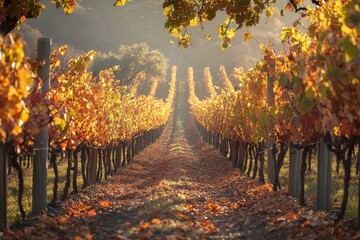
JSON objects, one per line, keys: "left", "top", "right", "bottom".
{"left": 189, "top": 0, "right": 360, "bottom": 224}
{"left": 1, "top": 0, "right": 360, "bottom": 238}
{"left": 0, "top": 36, "right": 176, "bottom": 230}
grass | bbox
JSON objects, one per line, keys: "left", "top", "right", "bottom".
{"left": 225, "top": 144, "right": 359, "bottom": 218}
{"left": 274, "top": 149, "right": 359, "bottom": 218}
{"left": 7, "top": 159, "right": 84, "bottom": 226}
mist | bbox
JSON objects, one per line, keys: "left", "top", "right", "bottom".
{"left": 16, "top": 0, "right": 300, "bottom": 82}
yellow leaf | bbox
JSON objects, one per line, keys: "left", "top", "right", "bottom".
{"left": 19, "top": 108, "right": 30, "bottom": 126}
{"left": 227, "top": 28, "right": 236, "bottom": 38}
{"left": 163, "top": 5, "right": 173, "bottom": 16}
{"left": 244, "top": 30, "right": 252, "bottom": 42}
{"left": 0, "top": 129, "right": 6, "bottom": 142}
{"left": 266, "top": 7, "right": 275, "bottom": 17}
{"left": 11, "top": 125, "right": 22, "bottom": 136}
{"left": 114, "top": 0, "right": 129, "bottom": 7}
{"left": 190, "top": 17, "right": 200, "bottom": 27}
{"left": 18, "top": 68, "right": 33, "bottom": 97}
{"left": 63, "top": 3, "right": 74, "bottom": 15}
{"left": 54, "top": 117, "right": 67, "bottom": 132}
{"left": 151, "top": 218, "right": 161, "bottom": 225}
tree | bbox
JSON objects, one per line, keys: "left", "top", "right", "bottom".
{"left": 90, "top": 42, "right": 168, "bottom": 86}
{"left": 0, "top": 0, "right": 76, "bottom": 36}
{"left": 1, "top": 0, "right": 318, "bottom": 47}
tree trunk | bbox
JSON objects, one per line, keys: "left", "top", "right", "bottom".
{"left": 50, "top": 149, "right": 59, "bottom": 204}
{"left": 243, "top": 143, "right": 249, "bottom": 173}
{"left": 62, "top": 149, "right": 73, "bottom": 201}
{"left": 112, "top": 146, "right": 117, "bottom": 173}
{"left": 231, "top": 140, "right": 239, "bottom": 168}
{"left": 238, "top": 142, "right": 244, "bottom": 169}
{"left": 127, "top": 141, "right": 131, "bottom": 163}
{"left": 122, "top": 141, "right": 126, "bottom": 167}
{"left": 0, "top": 143, "right": 8, "bottom": 230}
{"left": 72, "top": 147, "right": 81, "bottom": 194}
{"left": 9, "top": 145, "right": 26, "bottom": 219}
{"left": 116, "top": 143, "right": 121, "bottom": 171}
{"left": 97, "top": 149, "right": 103, "bottom": 182}
{"left": 300, "top": 145, "right": 309, "bottom": 205}
{"left": 258, "top": 142, "right": 265, "bottom": 184}
{"left": 131, "top": 139, "right": 135, "bottom": 159}
{"left": 252, "top": 144, "right": 259, "bottom": 179}
{"left": 81, "top": 145, "right": 87, "bottom": 188}
{"left": 338, "top": 138, "right": 355, "bottom": 220}
{"left": 246, "top": 145, "right": 253, "bottom": 176}
{"left": 273, "top": 142, "right": 289, "bottom": 191}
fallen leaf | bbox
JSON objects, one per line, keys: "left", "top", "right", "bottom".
{"left": 151, "top": 218, "right": 161, "bottom": 225}
{"left": 99, "top": 200, "right": 110, "bottom": 207}
{"left": 87, "top": 209, "right": 96, "bottom": 216}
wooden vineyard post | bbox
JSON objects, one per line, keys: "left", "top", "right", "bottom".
{"left": 0, "top": 144, "right": 8, "bottom": 230}
{"left": 288, "top": 144, "right": 302, "bottom": 197}
{"left": 33, "top": 38, "right": 51, "bottom": 213}
{"left": 317, "top": 140, "right": 332, "bottom": 211}
{"left": 358, "top": 149, "right": 360, "bottom": 228}
{"left": 88, "top": 148, "right": 97, "bottom": 185}
{"left": 267, "top": 69, "right": 275, "bottom": 184}
{"left": 358, "top": 151, "right": 360, "bottom": 228}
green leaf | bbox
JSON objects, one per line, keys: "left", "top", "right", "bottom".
{"left": 318, "top": 83, "right": 328, "bottom": 98}
{"left": 300, "top": 96, "right": 314, "bottom": 113}
{"left": 305, "top": 86, "right": 314, "bottom": 98}
{"left": 341, "top": 36, "right": 359, "bottom": 63}
{"left": 279, "top": 73, "right": 290, "bottom": 88}
{"left": 258, "top": 111, "right": 267, "bottom": 127}
{"left": 68, "top": 109, "right": 76, "bottom": 118}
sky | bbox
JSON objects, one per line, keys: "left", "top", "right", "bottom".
{"left": 16, "top": 0, "right": 303, "bottom": 81}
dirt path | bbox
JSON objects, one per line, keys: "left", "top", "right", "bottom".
{"left": 3, "top": 109, "right": 359, "bottom": 239}
{"left": 4, "top": 113, "right": 285, "bottom": 239}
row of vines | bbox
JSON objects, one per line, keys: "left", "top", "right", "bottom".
{"left": 0, "top": 34, "right": 176, "bottom": 228}
{"left": 188, "top": 0, "right": 360, "bottom": 223}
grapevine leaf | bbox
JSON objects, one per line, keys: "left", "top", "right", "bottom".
{"left": 190, "top": 17, "right": 200, "bottom": 27}
{"left": 63, "top": 6, "right": 73, "bottom": 14}
{"left": 341, "top": 36, "right": 359, "bottom": 63}
{"left": 114, "top": 0, "right": 128, "bottom": 7}
{"left": 163, "top": 6, "right": 173, "bottom": 16}
{"left": 227, "top": 28, "right": 236, "bottom": 38}
{"left": 266, "top": 7, "right": 275, "bottom": 17}
{"left": 54, "top": 117, "right": 67, "bottom": 132}
{"left": 244, "top": 30, "right": 252, "bottom": 42}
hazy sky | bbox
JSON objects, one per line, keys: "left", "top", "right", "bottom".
{"left": 18, "top": 0, "right": 303, "bottom": 80}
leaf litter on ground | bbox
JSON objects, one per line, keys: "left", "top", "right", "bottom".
{"left": 1, "top": 114, "right": 360, "bottom": 239}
